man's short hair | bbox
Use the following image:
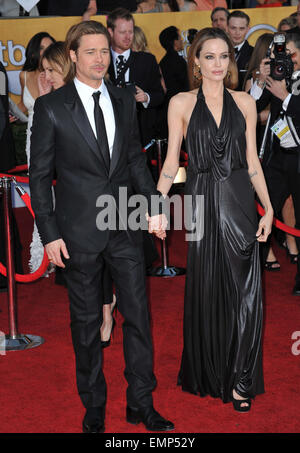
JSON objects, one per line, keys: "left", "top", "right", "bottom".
{"left": 211, "top": 7, "right": 229, "bottom": 22}
{"left": 286, "top": 33, "right": 300, "bottom": 51}
{"left": 107, "top": 8, "right": 135, "bottom": 30}
{"left": 159, "top": 26, "right": 179, "bottom": 51}
{"left": 228, "top": 10, "right": 250, "bottom": 26}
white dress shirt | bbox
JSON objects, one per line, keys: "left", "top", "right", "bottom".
{"left": 74, "top": 77, "right": 115, "bottom": 158}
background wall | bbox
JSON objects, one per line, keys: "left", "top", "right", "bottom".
{"left": 0, "top": 6, "right": 296, "bottom": 103}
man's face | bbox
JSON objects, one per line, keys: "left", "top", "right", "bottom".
{"left": 212, "top": 11, "right": 228, "bottom": 32}
{"left": 108, "top": 18, "right": 134, "bottom": 53}
{"left": 228, "top": 17, "right": 249, "bottom": 46}
{"left": 174, "top": 31, "right": 183, "bottom": 52}
{"left": 286, "top": 40, "right": 300, "bottom": 71}
{"left": 70, "top": 34, "right": 110, "bottom": 88}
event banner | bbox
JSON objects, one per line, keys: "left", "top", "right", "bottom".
{"left": 0, "top": 6, "right": 296, "bottom": 102}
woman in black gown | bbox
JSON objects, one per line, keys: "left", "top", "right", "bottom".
{"left": 156, "top": 28, "right": 273, "bottom": 412}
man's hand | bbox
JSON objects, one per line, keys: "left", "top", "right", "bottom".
{"left": 45, "top": 239, "right": 70, "bottom": 268}
{"left": 147, "top": 213, "right": 168, "bottom": 240}
{"left": 265, "top": 76, "right": 289, "bottom": 101}
{"left": 135, "top": 85, "right": 148, "bottom": 104}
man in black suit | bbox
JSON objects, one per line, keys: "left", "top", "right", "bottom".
{"left": 29, "top": 20, "right": 173, "bottom": 433}
{"left": 158, "top": 26, "right": 189, "bottom": 138}
{"left": 107, "top": 8, "right": 165, "bottom": 147}
{"left": 256, "top": 33, "right": 300, "bottom": 295}
{"left": 227, "top": 10, "right": 253, "bottom": 91}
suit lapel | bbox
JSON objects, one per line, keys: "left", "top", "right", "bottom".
{"left": 63, "top": 82, "right": 108, "bottom": 173}
{"left": 106, "top": 82, "right": 123, "bottom": 178}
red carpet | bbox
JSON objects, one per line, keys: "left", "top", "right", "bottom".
{"left": 0, "top": 208, "right": 300, "bottom": 433}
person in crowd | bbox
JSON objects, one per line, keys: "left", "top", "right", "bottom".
{"left": 160, "top": 0, "right": 198, "bottom": 10}
{"left": 228, "top": 10, "right": 254, "bottom": 91}
{"left": 29, "top": 19, "right": 174, "bottom": 433}
{"left": 107, "top": 8, "right": 165, "bottom": 147}
{"left": 246, "top": 33, "right": 298, "bottom": 270}
{"left": 156, "top": 27, "right": 273, "bottom": 412}
{"left": 287, "top": 1, "right": 300, "bottom": 35}
{"left": 255, "top": 33, "right": 300, "bottom": 294}
{"left": 194, "top": 0, "right": 228, "bottom": 11}
{"left": 211, "top": 6, "right": 229, "bottom": 32}
{"left": 132, "top": 25, "right": 149, "bottom": 52}
{"left": 278, "top": 16, "right": 297, "bottom": 32}
{"left": 158, "top": 26, "right": 189, "bottom": 137}
{"left": 18, "top": 32, "right": 55, "bottom": 275}
{"left": 39, "top": 0, "right": 92, "bottom": 19}
{"left": 256, "top": 0, "right": 284, "bottom": 7}
{"left": 187, "top": 28, "right": 198, "bottom": 45}
{"left": 0, "top": 0, "right": 39, "bottom": 16}
{"left": 0, "top": 60, "right": 23, "bottom": 292}
{"left": 159, "top": 26, "right": 189, "bottom": 102}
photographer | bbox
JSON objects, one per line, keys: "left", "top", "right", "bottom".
{"left": 255, "top": 33, "right": 300, "bottom": 295}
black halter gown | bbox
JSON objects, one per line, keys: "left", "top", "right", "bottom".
{"left": 178, "top": 86, "right": 265, "bottom": 403}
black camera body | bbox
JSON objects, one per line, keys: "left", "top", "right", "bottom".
{"left": 269, "top": 33, "right": 294, "bottom": 81}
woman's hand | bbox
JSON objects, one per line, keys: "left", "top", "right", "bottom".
{"left": 256, "top": 209, "right": 273, "bottom": 242}
{"left": 38, "top": 72, "right": 52, "bottom": 96}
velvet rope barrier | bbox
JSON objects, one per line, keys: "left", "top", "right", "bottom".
{"left": 256, "top": 202, "right": 300, "bottom": 237}
{"left": 0, "top": 177, "right": 49, "bottom": 282}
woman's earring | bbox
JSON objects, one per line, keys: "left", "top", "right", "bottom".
{"left": 194, "top": 64, "right": 202, "bottom": 81}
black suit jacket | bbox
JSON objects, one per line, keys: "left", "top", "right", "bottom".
{"left": 159, "top": 48, "right": 189, "bottom": 102}
{"left": 108, "top": 50, "right": 165, "bottom": 146}
{"left": 256, "top": 85, "right": 300, "bottom": 167}
{"left": 236, "top": 40, "right": 253, "bottom": 91}
{"left": 0, "top": 62, "right": 16, "bottom": 172}
{"left": 29, "top": 81, "right": 161, "bottom": 253}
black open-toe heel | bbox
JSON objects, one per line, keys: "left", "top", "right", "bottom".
{"left": 232, "top": 391, "right": 251, "bottom": 412}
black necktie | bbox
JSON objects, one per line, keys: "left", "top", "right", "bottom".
{"left": 92, "top": 91, "right": 110, "bottom": 171}
{"left": 234, "top": 47, "right": 240, "bottom": 60}
{"left": 116, "top": 55, "right": 126, "bottom": 85}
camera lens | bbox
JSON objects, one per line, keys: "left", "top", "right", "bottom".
{"left": 275, "top": 65, "right": 284, "bottom": 74}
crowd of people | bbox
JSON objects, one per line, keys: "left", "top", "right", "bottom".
{"left": 1, "top": 2, "right": 300, "bottom": 433}
{"left": 0, "top": 0, "right": 299, "bottom": 18}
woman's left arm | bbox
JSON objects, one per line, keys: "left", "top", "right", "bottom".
{"left": 242, "top": 93, "right": 274, "bottom": 242}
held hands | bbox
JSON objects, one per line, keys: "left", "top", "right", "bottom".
{"left": 256, "top": 209, "right": 273, "bottom": 242}
{"left": 45, "top": 239, "right": 70, "bottom": 268}
{"left": 147, "top": 213, "right": 168, "bottom": 240}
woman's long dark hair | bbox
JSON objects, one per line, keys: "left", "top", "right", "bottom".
{"left": 23, "top": 32, "right": 56, "bottom": 72}
{"left": 188, "top": 27, "right": 238, "bottom": 90}
{"left": 242, "top": 33, "right": 273, "bottom": 90}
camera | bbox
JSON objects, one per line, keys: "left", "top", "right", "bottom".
{"left": 268, "top": 33, "right": 294, "bottom": 81}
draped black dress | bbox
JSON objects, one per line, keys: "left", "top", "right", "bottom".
{"left": 178, "top": 86, "right": 264, "bottom": 403}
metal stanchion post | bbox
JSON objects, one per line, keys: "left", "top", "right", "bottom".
{"left": 0, "top": 177, "right": 44, "bottom": 352}
{"left": 147, "top": 139, "right": 185, "bottom": 277}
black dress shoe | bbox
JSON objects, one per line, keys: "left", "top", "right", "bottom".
{"left": 293, "top": 280, "right": 300, "bottom": 296}
{"left": 126, "top": 406, "right": 174, "bottom": 431}
{"left": 82, "top": 407, "right": 105, "bottom": 433}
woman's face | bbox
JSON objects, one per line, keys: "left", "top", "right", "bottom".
{"left": 42, "top": 58, "right": 64, "bottom": 90}
{"left": 39, "top": 37, "right": 54, "bottom": 58}
{"left": 195, "top": 38, "right": 230, "bottom": 82}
